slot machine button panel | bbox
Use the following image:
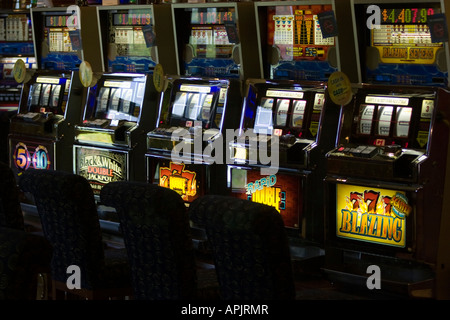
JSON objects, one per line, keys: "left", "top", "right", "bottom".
{"left": 360, "top": 146, "right": 378, "bottom": 158}
{"left": 23, "top": 112, "right": 41, "bottom": 122}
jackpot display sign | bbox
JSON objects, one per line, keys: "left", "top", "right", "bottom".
{"left": 75, "top": 146, "right": 128, "bottom": 195}
{"left": 373, "top": 7, "right": 442, "bottom": 65}
{"left": 354, "top": 2, "right": 447, "bottom": 86}
{"left": 336, "top": 184, "right": 411, "bottom": 248}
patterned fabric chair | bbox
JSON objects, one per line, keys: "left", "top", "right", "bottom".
{"left": 189, "top": 195, "right": 296, "bottom": 300}
{"left": 18, "top": 169, "right": 132, "bottom": 300}
{"left": 100, "top": 181, "right": 219, "bottom": 300}
{"left": 0, "top": 226, "right": 52, "bottom": 300}
{"left": 0, "top": 161, "right": 25, "bottom": 230}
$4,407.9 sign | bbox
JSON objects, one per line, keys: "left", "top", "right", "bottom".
{"left": 13, "top": 142, "right": 52, "bottom": 171}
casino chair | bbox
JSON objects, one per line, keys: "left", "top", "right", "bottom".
{"left": 18, "top": 169, "right": 132, "bottom": 300}
{"left": 188, "top": 195, "right": 296, "bottom": 300}
{"left": 100, "top": 181, "right": 220, "bottom": 300}
{"left": 0, "top": 161, "right": 25, "bottom": 230}
{"left": 0, "top": 226, "right": 52, "bottom": 300}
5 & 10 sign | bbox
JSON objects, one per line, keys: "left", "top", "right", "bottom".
{"left": 13, "top": 142, "right": 52, "bottom": 171}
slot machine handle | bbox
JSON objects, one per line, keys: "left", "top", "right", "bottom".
{"left": 365, "top": 46, "right": 380, "bottom": 71}
{"left": 327, "top": 46, "right": 338, "bottom": 69}
{"left": 184, "top": 44, "right": 195, "bottom": 63}
{"left": 41, "top": 41, "right": 49, "bottom": 59}
{"left": 108, "top": 43, "right": 118, "bottom": 62}
{"left": 270, "top": 45, "right": 281, "bottom": 66}
{"left": 436, "top": 48, "right": 447, "bottom": 73}
{"left": 232, "top": 44, "right": 241, "bottom": 65}
{"left": 151, "top": 46, "right": 158, "bottom": 63}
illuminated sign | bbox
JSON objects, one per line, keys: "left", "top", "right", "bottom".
{"left": 245, "top": 175, "right": 284, "bottom": 213}
{"left": 371, "top": 8, "right": 443, "bottom": 65}
{"left": 36, "top": 77, "right": 61, "bottom": 84}
{"left": 113, "top": 12, "right": 152, "bottom": 26}
{"left": 45, "top": 15, "right": 73, "bottom": 28}
{"left": 12, "top": 141, "right": 52, "bottom": 172}
{"left": 233, "top": 170, "right": 301, "bottom": 229}
{"left": 180, "top": 85, "right": 211, "bottom": 93}
{"left": 190, "top": 9, "right": 235, "bottom": 25}
{"left": 365, "top": 96, "right": 409, "bottom": 106}
{"left": 266, "top": 90, "right": 304, "bottom": 99}
{"left": 104, "top": 80, "right": 132, "bottom": 88}
{"left": 32, "top": 145, "right": 51, "bottom": 170}
{"left": 380, "top": 8, "right": 436, "bottom": 24}
{"left": 75, "top": 146, "right": 127, "bottom": 195}
{"left": 13, "top": 142, "right": 31, "bottom": 171}
{"left": 379, "top": 46, "right": 440, "bottom": 64}
{"left": 336, "top": 184, "right": 411, "bottom": 247}
{"left": 269, "top": 6, "right": 335, "bottom": 63}
{"left": 159, "top": 162, "right": 197, "bottom": 202}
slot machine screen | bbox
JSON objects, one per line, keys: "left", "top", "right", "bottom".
{"left": 351, "top": 92, "right": 434, "bottom": 150}
{"left": 242, "top": 84, "right": 325, "bottom": 139}
{"left": 102, "top": 8, "right": 156, "bottom": 73}
{"left": 260, "top": 3, "right": 337, "bottom": 80}
{"left": 84, "top": 77, "right": 145, "bottom": 124}
{"left": 26, "top": 76, "right": 70, "bottom": 115}
{"left": 353, "top": 2, "right": 447, "bottom": 86}
{"left": 167, "top": 82, "right": 227, "bottom": 130}
{"left": 254, "top": 98, "right": 274, "bottom": 134}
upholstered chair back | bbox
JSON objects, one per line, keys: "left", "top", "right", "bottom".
{"left": 101, "top": 181, "right": 198, "bottom": 300}
{"left": 189, "top": 195, "right": 296, "bottom": 300}
{"left": 0, "top": 161, "right": 25, "bottom": 230}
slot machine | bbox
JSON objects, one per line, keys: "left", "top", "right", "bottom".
{"left": 145, "top": 2, "right": 259, "bottom": 206}
{"left": 95, "top": 4, "right": 177, "bottom": 75}
{"left": 171, "top": 1, "right": 261, "bottom": 80}
{"left": 227, "top": 79, "right": 340, "bottom": 260}
{"left": 320, "top": 0, "right": 450, "bottom": 298}
{"left": 323, "top": 83, "right": 450, "bottom": 298}
{"left": 0, "top": 8, "right": 36, "bottom": 164}
{"left": 74, "top": 4, "right": 176, "bottom": 230}
{"left": 73, "top": 72, "right": 157, "bottom": 200}
{"left": 226, "top": 1, "right": 353, "bottom": 262}
{"left": 8, "top": 5, "right": 96, "bottom": 177}
{"left": 146, "top": 76, "right": 241, "bottom": 207}
{"left": 8, "top": 70, "right": 85, "bottom": 177}
{"left": 73, "top": 4, "right": 176, "bottom": 191}
{"left": 351, "top": 0, "right": 449, "bottom": 87}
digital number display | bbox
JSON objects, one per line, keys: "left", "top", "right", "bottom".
{"left": 190, "top": 8, "right": 235, "bottom": 25}
{"left": 381, "top": 8, "right": 437, "bottom": 24}
{"left": 45, "top": 15, "right": 72, "bottom": 27}
{"left": 113, "top": 13, "right": 152, "bottom": 26}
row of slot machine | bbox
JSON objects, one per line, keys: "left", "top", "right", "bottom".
{"left": 4, "top": 0, "right": 450, "bottom": 299}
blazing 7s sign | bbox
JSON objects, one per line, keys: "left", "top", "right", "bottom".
{"left": 336, "top": 184, "right": 412, "bottom": 248}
